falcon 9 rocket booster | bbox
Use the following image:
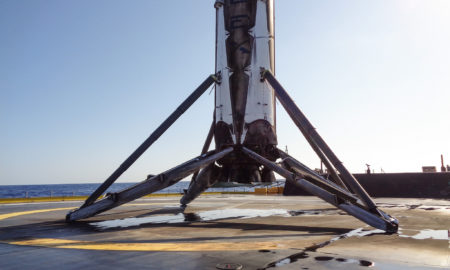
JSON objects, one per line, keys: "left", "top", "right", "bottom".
{"left": 181, "top": 0, "right": 278, "bottom": 204}
{"left": 67, "top": 0, "right": 399, "bottom": 234}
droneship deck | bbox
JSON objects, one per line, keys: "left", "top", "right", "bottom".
{"left": 0, "top": 195, "right": 448, "bottom": 269}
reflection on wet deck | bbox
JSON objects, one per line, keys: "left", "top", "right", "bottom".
{"left": 0, "top": 196, "right": 448, "bottom": 269}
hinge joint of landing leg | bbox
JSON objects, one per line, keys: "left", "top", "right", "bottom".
{"left": 260, "top": 67, "right": 267, "bottom": 82}
{"left": 336, "top": 196, "right": 346, "bottom": 205}
{"left": 290, "top": 173, "right": 297, "bottom": 182}
{"left": 212, "top": 71, "right": 222, "bottom": 85}
{"left": 106, "top": 192, "right": 119, "bottom": 202}
{"left": 157, "top": 174, "right": 166, "bottom": 183}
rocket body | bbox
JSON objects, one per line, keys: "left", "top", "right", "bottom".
{"left": 214, "top": 0, "right": 277, "bottom": 183}
{"left": 181, "top": 0, "right": 277, "bottom": 204}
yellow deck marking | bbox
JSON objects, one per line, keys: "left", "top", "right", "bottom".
{"left": 0, "top": 203, "right": 175, "bottom": 221}
{"left": 8, "top": 238, "right": 295, "bottom": 251}
{"left": 0, "top": 207, "right": 75, "bottom": 221}
{"left": 2, "top": 205, "right": 307, "bottom": 252}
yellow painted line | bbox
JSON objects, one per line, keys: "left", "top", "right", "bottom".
{"left": 1, "top": 206, "right": 310, "bottom": 252}
{"left": 0, "top": 207, "right": 75, "bottom": 221}
{"left": 7, "top": 238, "right": 294, "bottom": 251}
{"left": 0, "top": 203, "right": 178, "bottom": 221}
{"left": 0, "top": 196, "right": 91, "bottom": 204}
{"left": 0, "top": 199, "right": 249, "bottom": 221}
{"left": 0, "top": 192, "right": 259, "bottom": 204}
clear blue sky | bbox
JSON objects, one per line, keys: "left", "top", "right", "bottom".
{"left": 1, "top": 0, "right": 449, "bottom": 185}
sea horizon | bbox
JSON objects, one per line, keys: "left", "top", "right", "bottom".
{"left": 0, "top": 181, "right": 285, "bottom": 199}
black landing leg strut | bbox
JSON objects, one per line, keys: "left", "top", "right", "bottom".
{"left": 66, "top": 75, "right": 218, "bottom": 222}
{"left": 258, "top": 69, "right": 398, "bottom": 232}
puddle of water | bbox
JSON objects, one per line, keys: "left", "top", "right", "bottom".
{"left": 267, "top": 251, "right": 309, "bottom": 268}
{"left": 347, "top": 227, "right": 449, "bottom": 241}
{"left": 216, "top": 262, "right": 243, "bottom": 270}
{"left": 198, "top": 208, "right": 289, "bottom": 220}
{"left": 91, "top": 208, "right": 290, "bottom": 229}
{"left": 264, "top": 227, "right": 450, "bottom": 270}
{"left": 263, "top": 227, "right": 385, "bottom": 269}
{"left": 316, "top": 256, "right": 374, "bottom": 267}
{"left": 274, "top": 258, "right": 291, "bottom": 267}
{"left": 344, "top": 228, "right": 386, "bottom": 237}
{"left": 316, "top": 228, "right": 386, "bottom": 247}
{"left": 377, "top": 203, "right": 450, "bottom": 212}
{"left": 266, "top": 252, "right": 376, "bottom": 269}
{"left": 288, "top": 209, "right": 338, "bottom": 216}
{"left": 335, "top": 258, "right": 359, "bottom": 264}
{"left": 288, "top": 210, "right": 321, "bottom": 216}
{"left": 417, "top": 206, "right": 450, "bottom": 212}
{"left": 399, "top": 229, "right": 449, "bottom": 240}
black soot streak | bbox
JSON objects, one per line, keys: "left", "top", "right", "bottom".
{"left": 314, "top": 256, "right": 333, "bottom": 261}
{"left": 360, "top": 260, "right": 375, "bottom": 267}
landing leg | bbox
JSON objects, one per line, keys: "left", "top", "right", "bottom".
{"left": 66, "top": 147, "right": 232, "bottom": 222}
{"left": 180, "top": 163, "right": 222, "bottom": 206}
{"left": 262, "top": 69, "right": 378, "bottom": 211}
{"left": 80, "top": 75, "right": 217, "bottom": 208}
{"left": 241, "top": 147, "right": 398, "bottom": 233}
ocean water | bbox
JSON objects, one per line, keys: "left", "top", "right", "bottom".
{"left": 0, "top": 181, "right": 283, "bottom": 198}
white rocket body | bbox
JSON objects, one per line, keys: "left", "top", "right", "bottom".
{"left": 214, "top": 0, "right": 277, "bottom": 183}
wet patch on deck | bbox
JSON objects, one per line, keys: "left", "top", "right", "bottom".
{"left": 90, "top": 208, "right": 348, "bottom": 230}
{"left": 398, "top": 229, "right": 449, "bottom": 240}
{"left": 377, "top": 203, "right": 450, "bottom": 211}
{"left": 90, "top": 208, "right": 292, "bottom": 229}
{"left": 259, "top": 227, "right": 387, "bottom": 269}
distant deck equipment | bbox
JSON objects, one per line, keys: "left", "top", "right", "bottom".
{"left": 422, "top": 166, "right": 437, "bottom": 173}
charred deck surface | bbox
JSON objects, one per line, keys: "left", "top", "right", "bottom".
{"left": 0, "top": 195, "right": 448, "bottom": 269}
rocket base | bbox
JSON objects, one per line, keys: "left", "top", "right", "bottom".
{"left": 66, "top": 71, "right": 398, "bottom": 233}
